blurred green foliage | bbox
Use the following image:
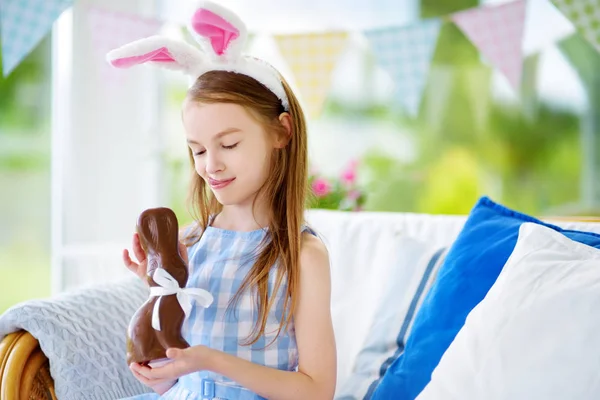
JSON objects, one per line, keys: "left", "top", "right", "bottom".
{"left": 0, "top": 244, "right": 51, "bottom": 312}
{"left": 0, "top": 36, "right": 52, "bottom": 313}
{"left": 322, "top": 0, "right": 597, "bottom": 217}
{"left": 0, "top": 36, "right": 51, "bottom": 130}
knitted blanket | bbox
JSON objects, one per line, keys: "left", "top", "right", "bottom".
{"left": 0, "top": 277, "right": 152, "bottom": 400}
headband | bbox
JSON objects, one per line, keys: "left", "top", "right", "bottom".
{"left": 106, "top": 1, "right": 290, "bottom": 111}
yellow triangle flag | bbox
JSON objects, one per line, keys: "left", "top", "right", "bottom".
{"left": 274, "top": 32, "right": 348, "bottom": 119}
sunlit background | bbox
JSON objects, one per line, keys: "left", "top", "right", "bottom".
{"left": 1, "top": 0, "right": 599, "bottom": 312}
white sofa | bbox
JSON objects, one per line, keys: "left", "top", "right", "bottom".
{"left": 2, "top": 209, "right": 599, "bottom": 400}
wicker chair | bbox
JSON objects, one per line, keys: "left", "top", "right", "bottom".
{"left": 0, "top": 330, "right": 56, "bottom": 400}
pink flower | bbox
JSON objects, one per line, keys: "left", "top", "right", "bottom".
{"left": 312, "top": 178, "right": 331, "bottom": 197}
{"left": 341, "top": 159, "right": 359, "bottom": 186}
{"left": 347, "top": 189, "right": 361, "bottom": 201}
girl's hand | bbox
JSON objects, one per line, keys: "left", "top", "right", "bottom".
{"left": 122, "top": 233, "right": 148, "bottom": 281}
{"left": 129, "top": 363, "right": 177, "bottom": 395}
{"left": 122, "top": 233, "right": 189, "bottom": 282}
{"left": 132, "top": 346, "right": 213, "bottom": 382}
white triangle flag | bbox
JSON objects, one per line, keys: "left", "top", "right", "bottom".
{"left": 365, "top": 19, "right": 442, "bottom": 116}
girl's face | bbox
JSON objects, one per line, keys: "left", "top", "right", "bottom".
{"left": 182, "top": 101, "right": 278, "bottom": 207}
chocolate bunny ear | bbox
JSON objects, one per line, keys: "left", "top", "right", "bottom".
{"left": 106, "top": 35, "right": 206, "bottom": 77}
{"left": 187, "top": 0, "right": 247, "bottom": 62}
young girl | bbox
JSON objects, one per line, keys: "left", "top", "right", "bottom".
{"left": 111, "top": 1, "right": 336, "bottom": 399}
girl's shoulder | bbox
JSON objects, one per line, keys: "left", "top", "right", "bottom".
{"left": 299, "top": 229, "right": 330, "bottom": 278}
{"left": 300, "top": 224, "right": 327, "bottom": 257}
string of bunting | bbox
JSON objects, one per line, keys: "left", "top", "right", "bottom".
{"left": 1, "top": 0, "right": 599, "bottom": 118}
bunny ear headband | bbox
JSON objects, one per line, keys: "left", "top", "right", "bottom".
{"left": 106, "top": 1, "right": 290, "bottom": 111}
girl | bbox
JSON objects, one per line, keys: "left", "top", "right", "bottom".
{"left": 112, "top": 2, "right": 336, "bottom": 399}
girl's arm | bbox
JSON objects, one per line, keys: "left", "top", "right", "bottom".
{"left": 204, "top": 233, "right": 337, "bottom": 400}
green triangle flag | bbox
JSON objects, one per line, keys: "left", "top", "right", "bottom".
{"left": 552, "top": 0, "right": 600, "bottom": 53}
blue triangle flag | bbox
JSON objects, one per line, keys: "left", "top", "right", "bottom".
{"left": 365, "top": 19, "right": 442, "bottom": 116}
{"left": 1, "top": 0, "right": 73, "bottom": 77}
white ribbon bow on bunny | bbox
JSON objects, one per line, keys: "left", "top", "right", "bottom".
{"left": 106, "top": 0, "right": 290, "bottom": 111}
{"left": 149, "top": 268, "right": 214, "bottom": 332}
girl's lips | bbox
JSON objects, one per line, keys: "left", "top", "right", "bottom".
{"left": 208, "top": 177, "right": 235, "bottom": 189}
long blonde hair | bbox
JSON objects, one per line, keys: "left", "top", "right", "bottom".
{"left": 182, "top": 70, "right": 308, "bottom": 345}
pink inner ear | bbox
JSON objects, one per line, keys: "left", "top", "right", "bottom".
{"left": 191, "top": 8, "right": 240, "bottom": 56}
{"left": 110, "top": 47, "right": 175, "bottom": 68}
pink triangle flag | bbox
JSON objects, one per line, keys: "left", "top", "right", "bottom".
{"left": 452, "top": 0, "right": 526, "bottom": 90}
{"left": 87, "top": 7, "right": 164, "bottom": 82}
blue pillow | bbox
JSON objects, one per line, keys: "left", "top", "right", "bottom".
{"left": 371, "top": 196, "right": 600, "bottom": 400}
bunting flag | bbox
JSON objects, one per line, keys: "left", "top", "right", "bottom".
{"left": 87, "top": 7, "right": 163, "bottom": 82}
{"left": 365, "top": 19, "right": 442, "bottom": 117}
{"left": 274, "top": 32, "right": 349, "bottom": 119}
{"left": 551, "top": 0, "right": 600, "bottom": 53}
{"left": 451, "top": 0, "right": 527, "bottom": 90}
{"left": 1, "top": 0, "right": 73, "bottom": 77}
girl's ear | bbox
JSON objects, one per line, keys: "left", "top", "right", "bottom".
{"left": 275, "top": 112, "right": 293, "bottom": 148}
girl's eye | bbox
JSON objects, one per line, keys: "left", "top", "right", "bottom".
{"left": 193, "top": 150, "right": 206, "bottom": 156}
{"left": 223, "top": 143, "right": 239, "bottom": 150}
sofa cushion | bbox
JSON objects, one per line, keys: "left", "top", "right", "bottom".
{"left": 0, "top": 277, "right": 151, "bottom": 400}
{"left": 334, "top": 235, "right": 447, "bottom": 400}
{"left": 371, "top": 196, "right": 600, "bottom": 400}
{"left": 417, "top": 223, "right": 600, "bottom": 399}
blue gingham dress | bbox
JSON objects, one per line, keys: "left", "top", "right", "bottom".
{"left": 123, "top": 223, "right": 309, "bottom": 400}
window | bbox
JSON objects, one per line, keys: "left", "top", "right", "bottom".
{"left": 0, "top": 36, "right": 52, "bottom": 313}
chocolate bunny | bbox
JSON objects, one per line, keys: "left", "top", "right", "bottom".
{"left": 126, "top": 207, "right": 213, "bottom": 366}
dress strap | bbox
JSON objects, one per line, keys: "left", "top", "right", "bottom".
{"left": 301, "top": 223, "right": 317, "bottom": 237}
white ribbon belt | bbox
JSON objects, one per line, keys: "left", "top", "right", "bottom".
{"left": 149, "top": 268, "right": 214, "bottom": 331}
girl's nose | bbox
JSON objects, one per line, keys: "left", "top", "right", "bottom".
{"left": 205, "top": 152, "right": 225, "bottom": 175}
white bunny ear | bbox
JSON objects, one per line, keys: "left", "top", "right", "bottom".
{"left": 106, "top": 36, "right": 206, "bottom": 77}
{"left": 187, "top": 0, "right": 247, "bottom": 62}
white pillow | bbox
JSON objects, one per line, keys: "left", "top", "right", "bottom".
{"left": 417, "top": 222, "right": 600, "bottom": 400}
{"left": 305, "top": 210, "right": 435, "bottom": 392}
{"left": 335, "top": 237, "right": 447, "bottom": 399}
